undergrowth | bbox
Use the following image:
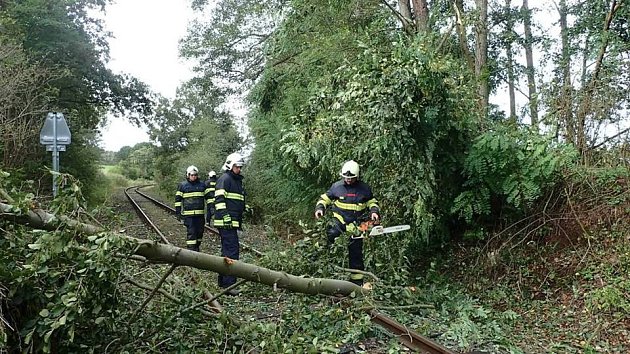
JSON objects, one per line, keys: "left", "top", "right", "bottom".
{"left": 434, "top": 166, "right": 630, "bottom": 353}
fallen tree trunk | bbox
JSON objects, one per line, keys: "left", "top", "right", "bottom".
{"left": 0, "top": 201, "right": 367, "bottom": 296}
{"left": 133, "top": 239, "right": 366, "bottom": 296}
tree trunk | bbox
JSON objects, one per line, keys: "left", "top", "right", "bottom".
{"left": 575, "top": 0, "right": 622, "bottom": 162}
{"left": 412, "top": 0, "right": 430, "bottom": 33}
{"left": 0, "top": 200, "right": 367, "bottom": 297}
{"left": 474, "top": 0, "right": 489, "bottom": 115}
{"left": 134, "top": 241, "right": 366, "bottom": 296}
{"left": 398, "top": 0, "right": 413, "bottom": 33}
{"left": 522, "top": 0, "right": 539, "bottom": 128}
{"left": 504, "top": 0, "right": 517, "bottom": 123}
{"left": 558, "top": 0, "right": 574, "bottom": 144}
{"left": 454, "top": 0, "right": 475, "bottom": 71}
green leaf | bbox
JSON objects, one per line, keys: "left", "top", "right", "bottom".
{"left": 28, "top": 243, "right": 42, "bottom": 250}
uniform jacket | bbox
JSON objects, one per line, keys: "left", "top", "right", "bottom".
{"left": 205, "top": 176, "right": 217, "bottom": 217}
{"left": 213, "top": 171, "right": 246, "bottom": 228}
{"left": 175, "top": 179, "right": 209, "bottom": 218}
{"left": 315, "top": 180, "right": 380, "bottom": 225}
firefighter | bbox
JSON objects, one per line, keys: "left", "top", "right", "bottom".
{"left": 314, "top": 160, "right": 380, "bottom": 285}
{"left": 205, "top": 170, "right": 217, "bottom": 224}
{"left": 213, "top": 152, "right": 247, "bottom": 295}
{"left": 175, "top": 165, "right": 209, "bottom": 252}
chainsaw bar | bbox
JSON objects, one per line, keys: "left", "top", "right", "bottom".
{"left": 352, "top": 224, "right": 411, "bottom": 239}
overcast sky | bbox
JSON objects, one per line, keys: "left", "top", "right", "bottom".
{"left": 99, "top": 0, "right": 195, "bottom": 152}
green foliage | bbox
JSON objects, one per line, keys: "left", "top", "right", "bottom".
{"left": 181, "top": 0, "right": 285, "bottom": 91}
{"left": 273, "top": 37, "right": 479, "bottom": 245}
{"left": 1, "top": 0, "right": 153, "bottom": 208}
{"left": 149, "top": 81, "right": 242, "bottom": 195}
{"left": 452, "top": 124, "right": 576, "bottom": 230}
{"left": 114, "top": 142, "right": 156, "bottom": 180}
{"left": 2, "top": 0, "right": 152, "bottom": 125}
{"left": 586, "top": 279, "right": 630, "bottom": 314}
{"left": 0, "top": 171, "right": 131, "bottom": 353}
{"left": 0, "top": 38, "right": 57, "bottom": 170}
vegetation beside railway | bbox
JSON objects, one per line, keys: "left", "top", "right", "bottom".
{"left": 2, "top": 0, "right": 630, "bottom": 352}
{"left": 1, "top": 164, "right": 629, "bottom": 352}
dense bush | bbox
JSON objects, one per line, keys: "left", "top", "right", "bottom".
{"left": 451, "top": 124, "right": 577, "bottom": 236}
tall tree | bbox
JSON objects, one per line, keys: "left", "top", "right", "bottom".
{"left": 0, "top": 0, "right": 153, "bottom": 200}
{"left": 522, "top": 0, "right": 539, "bottom": 127}
{"left": 574, "top": 0, "right": 626, "bottom": 160}
{"left": 475, "top": 0, "right": 489, "bottom": 114}
{"left": 557, "top": 0, "right": 574, "bottom": 142}
{"left": 503, "top": 0, "right": 517, "bottom": 122}
{"left": 412, "top": 0, "right": 430, "bottom": 33}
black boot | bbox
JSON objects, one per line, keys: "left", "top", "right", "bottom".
{"left": 350, "top": 278, "right": 363, "bottom": 286}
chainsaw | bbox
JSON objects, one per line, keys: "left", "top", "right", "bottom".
{"left": 351, "top": 220, "right": 411, "bottom": 239}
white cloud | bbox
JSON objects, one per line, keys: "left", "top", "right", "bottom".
{"left": 99, "top": 0, "right": 195, "bottom": 152}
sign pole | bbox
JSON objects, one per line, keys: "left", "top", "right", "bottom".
{"left": 40, "top": 112, "right": 71, "bottom": 198}
{"left": 52, "top": 113, "right": 58, "bottom": 196}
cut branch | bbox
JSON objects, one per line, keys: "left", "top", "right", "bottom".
{"left": 123, "top": 276, "right": 217, "bottom": 317}
{"left": 0, "top": 200, "right": 367, "bottom": 297}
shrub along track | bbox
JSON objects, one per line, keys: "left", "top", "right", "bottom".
{"left": 124, "top": 184, "right": 458, "bottom": 354}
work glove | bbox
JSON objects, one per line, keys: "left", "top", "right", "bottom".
{"left": 346, "top": 222, "right": 361, "bottom": 238}
{"left": 245, "top": 204, "right": 253, "bottom": 216}
{"left": 314, "top": 209, "right": 324, "bottom": 219}
{"left": 222, "top": 214, "right": 233, "bottom": 229}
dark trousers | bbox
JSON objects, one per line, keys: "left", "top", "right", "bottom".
{"left": 184, "top": 216, "right": 204, "bottom": 251}
{"left": 218, "top": 228, "right": 239, "bottom": 288}
{"left": 327, "top": 220, "right": 364, "bottom": 285}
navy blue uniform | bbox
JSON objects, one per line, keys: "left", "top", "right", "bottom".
{"left": 213, "top": 170, "right": 246, "bottom": 288}
{"left": 316, "top": 180, "right": 379, "bottom": 284}
{"left": 175, "top": 179, "right": 210, "bottom": 251}
{"left": 205, "top": 176, "right": 217, "bottom": 223}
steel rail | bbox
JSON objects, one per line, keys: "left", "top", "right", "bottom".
{"left": 124, "top": 185, "right": 224, "bottom": 313}
{"left": 123, "top": 185, "right": 170, "bottom": 244}
{"left": 369, "top": 310, "right": 458, "bottom": 354}
{"left": 134, "top": 185, "right": 263, "bottom": 257}
{"left": 129, "top": 186, "right": 454, "bottom": 352}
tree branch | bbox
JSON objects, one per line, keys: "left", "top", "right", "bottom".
{"left": 129, "top": 264, "right": 178, "bottom": 322}
{"left": 0, "top": 200, "right": 368, "bottom": 297}
{"left": 123, "top": 276, "right": 217, "bottom": 317}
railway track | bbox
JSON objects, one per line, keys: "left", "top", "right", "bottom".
{"left": 124, "top": 184, "right": 459, "bottom": 353}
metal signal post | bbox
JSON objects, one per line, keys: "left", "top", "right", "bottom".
{"left": 39, "top": 112, "right": 71, "bottom": 197}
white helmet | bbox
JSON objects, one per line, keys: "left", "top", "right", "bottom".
{"left": 208, "top": 170, "right": 217, "bottom": 178}
{"left": 339, "top": 160, "right": 359, "bottom": 178}
{"left": 223, "top": 152, "right": 245, "bottom": 171}
{"left": 186, "top": 165, "right": 199, "bottom": 176}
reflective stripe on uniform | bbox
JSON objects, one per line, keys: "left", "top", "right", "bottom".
{"left": 176, "top": 191, "right": 184, "bottom": 196}
{"left": 204, "top": 187, "right": 215, "bottom": 194}
{"left": 350, "top": 273, "right": 364, "bottom": 280}
{"left": 215, "top": 189, "right": 225, "bottom": 196}
{"left": 206, "top": 198, "right": 215, "bottom": 205}
{"left": 333, "top": 200, "right": 366, "bottom": 211}
{"left": 186, "top": 240, "right": 198, "bottom": 245}
{"left": 174, "top": 202, "right": 182, "bottom": 207}
{"left": 182, "top": 210, "right": 205, "bottom": 215}
{"left": 213, "top": 219, "right": 240, "bottom": 228}
{"left": 215, "top": 202, "right": 226, "bottom": 210}
{"left": 332, "top": 212, "right": 345, "bottom": 224}
{"left": 182, "top": 192, "right": 205, "bottom": 198}
{"left": 224, "top": 192, "right": 244, "bottom": 200}
{"left": 366, "top": 198, "right": 379, "bottom": 209}
{"left": 317, "top": 194, "right": 332, "bottom": 207}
